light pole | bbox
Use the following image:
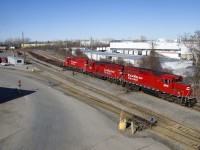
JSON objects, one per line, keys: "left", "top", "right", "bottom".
{"left": 22, "top": 32, "right": 25, "bottom": 57}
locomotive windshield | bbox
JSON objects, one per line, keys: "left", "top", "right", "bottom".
{"left": 174, "top": 77, "right": 183, "bottom": 83}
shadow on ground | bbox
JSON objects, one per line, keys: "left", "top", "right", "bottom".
{"left": 0, "top": 87, "right": 35, "bottom": 104}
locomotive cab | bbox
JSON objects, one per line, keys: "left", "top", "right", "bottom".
{"left": 173, "top": 76, "right": 194, "bottom": 98}
{"left": 85, "top": 61, "right": 95, "bottom": 73}
{"left": 63, "top": 57, "right": 71, "bottom": 67}
{"left": 161, "top": 74, "right": 195, "bottom": 106}
{"left": 161, "top": 74, "right": 174, "bottom": 92}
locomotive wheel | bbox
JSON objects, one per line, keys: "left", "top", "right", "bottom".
{"left": 168, "top": 96, "right": 175, "bottom": 102}
{"left": 181, "top": 98, "right": 187, "bottom": 106}
{"left": 162, "top": 94, "right": 168, "bottom": 101}
{"left": 130, "top": 85, "right": 137, "bottom": 91}
{"left": 116, "top": 80, "right": 120, "bottom": 85}
{"left": 113, "top": 79, "right": 117, "bottom": 84}
{"left": 187, "top": 102, "right": 192, "bottom": 107}
{"left": 158, "top": 92, "right": 162, "bottom": 98}
{"left": 132, "top": 85, "right": 140, "bottom": 91}
{"left": 174, "top": 97, "right": 182, "bottom": 104}
{"left": 186, "top": 99, "right": 195, "bottom": 107}
{"left": 122, "top": 82, "right": 126, "bottom": 87}
{"left": 110, "top": 79, "right": 113, "bottom": 83}
{"left": 126, "top": 84, "right": 130, "bottom": 92}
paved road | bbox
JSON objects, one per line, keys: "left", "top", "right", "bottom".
{"left": 0, "top": 68, "right": 171, "bottom": 150}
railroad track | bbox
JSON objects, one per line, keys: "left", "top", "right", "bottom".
{"left": 28, "top": 51, "right": 200, "bottom": 150}
{"left": 29, "top": 51, "right": 200, "bottom": 112}
{"left": 57, "top": 83, "right": 148, "bottom": 124}
{"left": 56, "top": 73, "right": 200, "bottom": 149}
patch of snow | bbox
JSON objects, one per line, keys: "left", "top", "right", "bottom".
{"left": 161, "top": 60, "right": 193, "bottom": 76}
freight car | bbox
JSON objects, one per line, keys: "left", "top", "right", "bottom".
{"left": 63, "top": 57, "right": 196, "bottom": 107}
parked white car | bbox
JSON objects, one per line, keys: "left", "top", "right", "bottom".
{"left": 1, "top": 62, "right": 9, "bottom": 66}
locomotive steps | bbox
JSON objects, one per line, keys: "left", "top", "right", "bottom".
{"left": 27, "top": 51, "right": 200, "bottom": 150}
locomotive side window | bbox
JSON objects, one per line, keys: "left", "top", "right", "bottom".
{"left": 121, "top": 66, "right": 124, "bottom": 71}
{"left": 162, "top": 78, "right": 171, "bottom": 84}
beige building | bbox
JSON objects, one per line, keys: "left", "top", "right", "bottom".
{"left": 21, "top": 42, "right": 53, "bottom": 48}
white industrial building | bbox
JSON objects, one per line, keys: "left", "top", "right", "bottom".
{"left": 80, "top": 39, "right": 110, "bottom": 47}
{"left": 72, "top": 49, "right": 142, "bottom": 66}
{"left": 109, "top": 41, "right": 191, "bottom": 59}
{"left": 71, "top": 39, "right": 193, "bottom": 66}
{"left": 7, "top": 56, "right": 24, "bottom": 66}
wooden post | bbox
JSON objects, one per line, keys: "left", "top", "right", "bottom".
{"left": 131, "top": 121, "right": 134, "bottom": 136}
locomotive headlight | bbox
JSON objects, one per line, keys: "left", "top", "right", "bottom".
{"left": 186, "top": 87, "right": 191, "bottom": 90}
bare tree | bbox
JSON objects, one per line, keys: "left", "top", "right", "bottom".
{"left": 4, "top": 37, "right": 31, "bottom": 48}
{"left": 140, "top": 35, "right": 146, "bottom": 42}
{"left": 24, "top": 37, "right": 31, "bottom": 43}
{"left": 138, "top": 56, "right": 149, "bottom": 68}
{"left": 138, "top": 41, "right": 162, "bottom": 72}
{"left": 149, "top": 41, "right": 162, "bottom": 71}
{"left": 75, "top": 49, "right": 88, "bottom": 59}
{"left": 65, "top": 40, "right": 81, "bottom": 47}
{"left": 4, "top": 38, "right": 14, "bottom": 46}
{"left": 182, "top": 30, "right": 200, "bottom": 88}
{"left": 115, "top": 57, "right": 125, "bottom": 65}
{"left": 66, "top": 48, "right": 72, "bottom": 57}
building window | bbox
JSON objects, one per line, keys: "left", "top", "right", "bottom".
{"left": 17, "top": 60, "right": 22, "bottom": 63}
{"left": 138, "top": 50, "right": 142, "bottom": 55}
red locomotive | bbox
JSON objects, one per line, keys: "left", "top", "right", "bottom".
{"left": 64, "top": 57, "right": 88, "bottom": 72}
{"left": 63, "top": 57, "right": 196, "bottom": 107}
{"left": 85, "top": 61, "right": 123, "bottom": 83}
{"left": 122, "top": 66, "right": 195, "bottom": 106}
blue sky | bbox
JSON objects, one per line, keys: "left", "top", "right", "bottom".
{"left": 1, "top": 0, "right": 200, "bottom": 41}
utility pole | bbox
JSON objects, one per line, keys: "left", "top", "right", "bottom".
{"left": 66, "top": 39, "right": 68, "bottom": 57}
{"left": 90, "top": 37, "right": 93, "bottom": 50}
{"left": 22, "top": 32, "right": 25, "bottom": 57}
{"left": 65, "top": 39, "right": 68, "bottom": 50}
